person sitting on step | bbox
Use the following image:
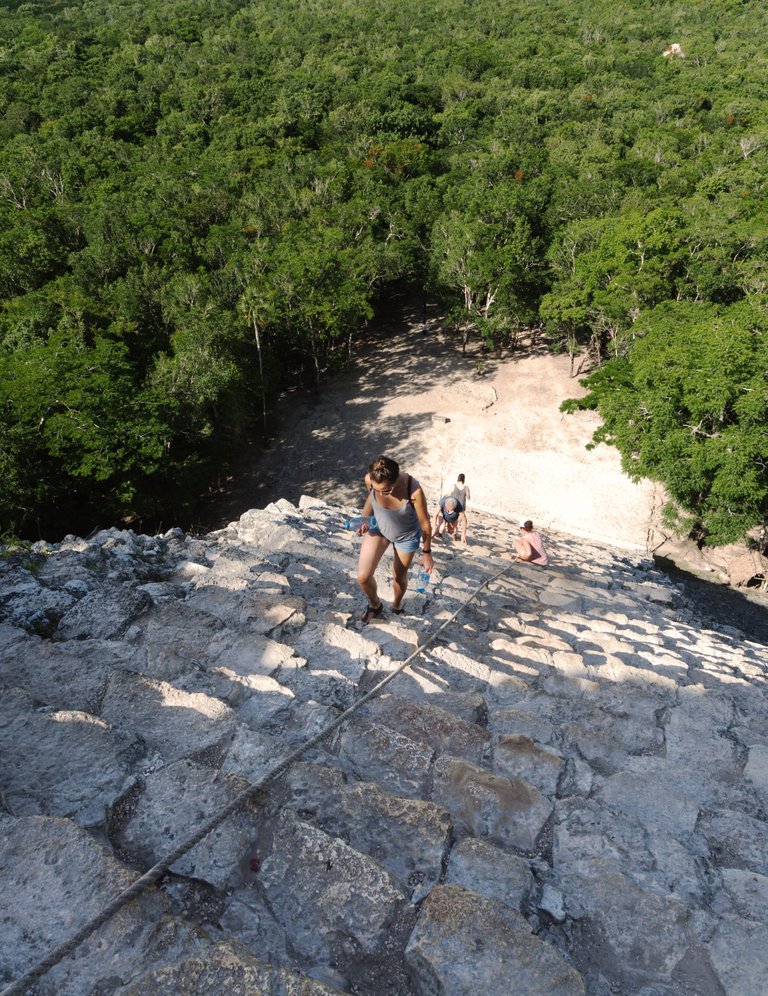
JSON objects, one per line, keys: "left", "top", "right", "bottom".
{"left": 515, "top": 518, "right": 549, "bottom": 566}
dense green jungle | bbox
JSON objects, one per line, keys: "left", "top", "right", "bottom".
{"left": 0, "top": 0, "right": 766, "bottom": 544}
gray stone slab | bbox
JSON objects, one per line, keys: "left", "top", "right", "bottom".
{"left": 0, "top": 687, "right": 142, "bottom": 827}
{"left": 538, "top": 590, "right": 584, "bottom": 609}
{"left": 420, "top": 644, "right": 491, "bottom": 693}
{"left": 556, "top": 857, "right": 693, "bottom": 989}
{"left": 109, "top": 760, "right": 257, "bottom": 889}
{"left": 491, "top": 733, "right": 562, "bottom": 796}
{"left": 100, "top": 670, "right": 236, "bottom": 762}
{"left": 553, "top": 798, "right": 707, "bottom": 906}
{"left": 372, "top": 666, "right": 490, "bottom": 720}
{"left": 232, "top": 676, "right": 295, "bottom": 728}
{"left": 716, "top": 868, "right": 768, "bottom": 922}
{"left": 221, "top": 725, "right": 284, "bottom": 784}
{"left": 698, "top": 809, "right": 768, "bottom": 875}
{"left": 485, "top": 670, "right": 532, "bottom": 707}
{"left": 335, "top": 717, "right": 434, "bottom": 799}
{"left": 0, "top": 815, "right": 141, "bottom": 983}
{"left": 116, "top": 942, "right": 344, "bottom": 995}
{"left": 55, "top": 583, "right": 150, "bottom": 640}
{"left": 405, "top": 884, "right": 585, "bottom": 995}
{"left": 444, "top": 837, "right": 535, "bottom": 913}
{"left": 545, "top": 682, "right": 667, "bottom": 757}
{"left": 488, "top": 705, "right": 556, "bottom": 744}
{"left": 285, "top": 761, "right": 451, "bottom": 901}
{"left": 204, "top": 630, "right": 298, "bottom": 686}
{"left": 1, "top": 640, "right": 108, "bottom": 713}
{"left": 258, "top": 811, "right": 408, "bottom": 962}
{"left": 744, "top": 744, "right": 768, "bottom": 800}
{"left": 132, "top": 600, "right": 224, "bottom": 663}
{"left": 585, "top": 655, "right": 681, "bottom": 696}
{"left": 292, "top": 622, "right": 380, "bottom": 681}
{"left": 707, "top": 914, "right": 768, "bottom": 996}
{"left": 594, "top": 770, "right": 700, "bottom": 839}
{"left": 665, "top": 687, "right": 740, "bottom": 780}
{"left": 0, "top": 621, "right": 26, "bottom": 654}
{"left": 359, "top": 693, "right": 489, "bottom": 764}
{"left": 432, "top": 755, "right": 552, "bottom": 853}
{"left": 273, "top": 665, "right": 358, "bottom": 712}
{"left": 237, "top": 593, "right": 308, "bottom": 637}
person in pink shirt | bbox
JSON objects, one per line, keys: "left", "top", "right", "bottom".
{"left": 516, "top": 518, "right": 549, "bottom": 566}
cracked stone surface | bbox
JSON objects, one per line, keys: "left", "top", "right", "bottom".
{"left": 1, "top": 497, "right": 766, "bottom": 994}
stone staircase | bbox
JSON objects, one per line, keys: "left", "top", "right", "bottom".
{"left": 1, "top": 497, "right": 767, "bottom": 995}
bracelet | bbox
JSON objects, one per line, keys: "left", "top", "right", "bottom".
{"left": 423, "top": 548, "right": 432, "bottom": 553}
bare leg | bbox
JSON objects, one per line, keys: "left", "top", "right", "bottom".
{"left": 357, "top": 533, "right": 391, "bottom": 608}
{"left": 516, "top": 537, "right": 535, "bottom": 561}
{"left": 392, "top": 548, "right": 417, "bottom": 611}
{"left": 459, "top": 512, "right": 468, "bottom": 546}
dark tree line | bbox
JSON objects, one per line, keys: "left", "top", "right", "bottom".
{"left": 1, "top": 0, "right": 766, "bottom": 543}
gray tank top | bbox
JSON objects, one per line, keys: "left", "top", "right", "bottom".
{"left": 371, "top": 475, "right": 420, "bottom": 544}
{"left": 452, "top": 484, "right": 468, "bottom": 506}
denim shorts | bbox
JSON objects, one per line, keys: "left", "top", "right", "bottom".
{"left": 369, "top": 524, "right": 421, "bottom": 554}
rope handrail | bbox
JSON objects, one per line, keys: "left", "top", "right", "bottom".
{"left": 1, "top": 561, "right": 513, "bottom": 996}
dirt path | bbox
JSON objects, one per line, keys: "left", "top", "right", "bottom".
{"left": 200, "top": 299, "right": 657, "bottom": 550}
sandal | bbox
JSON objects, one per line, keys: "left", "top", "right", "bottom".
{"left": 359, "top": 602, "right": 384, "bottom": 625}
{"left": 392, "top": 606, "right": 404, "bottom": 615}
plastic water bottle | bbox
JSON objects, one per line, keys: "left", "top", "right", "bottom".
{"left": 416, "top": 568, "right": 431, "bottom": 593}
{"left": 345, "top": 515, "right": 376, "bottom": 532}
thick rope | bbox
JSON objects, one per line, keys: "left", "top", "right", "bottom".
{"left": 1, "top": 562, "right": 513, "bottom": 996}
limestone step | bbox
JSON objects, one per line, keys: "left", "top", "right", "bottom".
{"left": 283, "top": 761, "right": 451, "bottom": 903}
{"left": 1, "top": 497, "right": 766, "bottom": 995}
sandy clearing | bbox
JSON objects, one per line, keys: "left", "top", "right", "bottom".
{"left": 208, "top": 301, "right": 657, "bottom": 551}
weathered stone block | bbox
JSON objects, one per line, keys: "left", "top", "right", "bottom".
{"left": 432, "top": 755, "right": 552, "bottom": 853}
{"left": 405, "top": 884, "right": 585, "bottom": 995}
{"left": 56, "top": 583, "right": 150, "bottom": 640}
{"left": 556, "top": 856, "right": 693, "bottom": 989}
{"left": 492, "top": 733, "right": 562, "bottom": 797}
{"left": 706, "top": 914, "right": 768, "bottom": 996}
{"left": 444, "top": 837, "right": 534, "bottom": 913}
{"left": 118, "top": 942, "right": 344, "bottom": 995}
{"left": 360, "top": 693, "right": 489, "bottom": 764}
{"left": 0, "top": 687, "right": 141, "bottom": 827}
{"left": 336, "top": 717, "right": 434, "bottom": 799}
{"left": 109, "top": 759, "right": 257, "bottom": 889}
{"left": 258, "top": 811, "right": 408, "bottom": 961}
{"left": 100, "top": 671, "right": 235, "bottom": 762}
{"left": 285, "top": 761, "right": 452, "bottom": 901}
{"left": 698, "top": 809, "right": 768, "bottom": 875}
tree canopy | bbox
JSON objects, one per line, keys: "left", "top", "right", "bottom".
{"left": 1, "top": 0, "right": 766, "bottom": 541}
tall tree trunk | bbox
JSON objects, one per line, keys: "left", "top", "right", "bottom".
{"left": 252, "top": 318, "right": 268, "bottom": 445}
{"left": 311, "top": 333, "right": 321, "bottom": 394}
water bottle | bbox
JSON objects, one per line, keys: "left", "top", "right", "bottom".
{"left": 345, "top": 515, "right": 376, "bottom": 532}
{"left": 416, "top": 568, "right": 431, "bottom": 593}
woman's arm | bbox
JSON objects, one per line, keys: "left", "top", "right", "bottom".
{"left": 352, "top": 473, "right": 374, "bottom": 533}
{"left": 412, "top": 488, "right": 434, "bottom": 571}
{"left": 361, "top": 474, "right": 374, "bottom": 517}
